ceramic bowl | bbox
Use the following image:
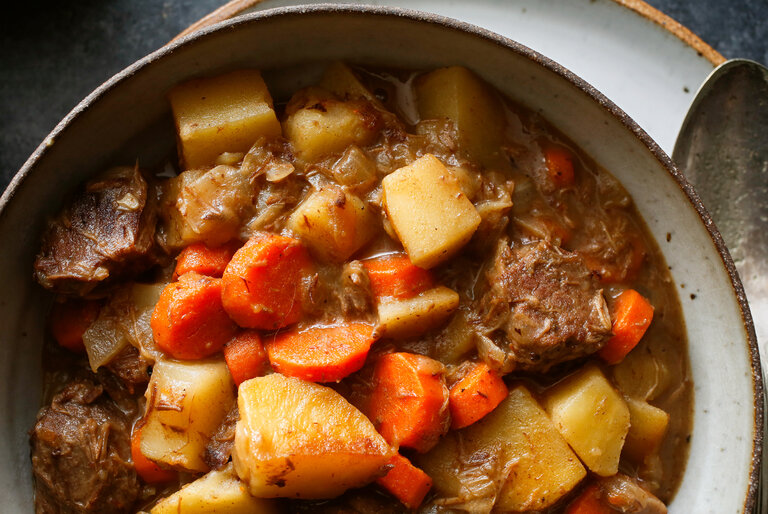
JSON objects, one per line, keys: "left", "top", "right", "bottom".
{"left": 0, "top": 5, "right": 760, "bottom": 512}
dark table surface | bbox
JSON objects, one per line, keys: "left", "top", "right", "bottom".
{"left": 1, "top": 0, "right": 766, "bottom": 194}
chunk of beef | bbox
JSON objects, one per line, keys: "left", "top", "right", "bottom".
{"left": 477, "top": 239, "right": 611, "bottom": 371}
{"left": 34, "top": 166, "right": 158, "bottom": 295}
{"left": 597, "top": 474, "right": 667, "bottom": 514}
{"left": 204, "top": 404, "right": 239, "bottom": 470}
{"left": 30, "top": 379, "right": 140, "bottom": 513}
{"left": 104, "top": 345, "right": 149, "bottom": 394}
{"left": 571, "top": 212, "right": 648, "bottom": 284}
{"left": 339, "top": 261, "right": 373, "bottom": 316}
{"left": 304, "top": 260, "right": 375, "bottom": 324}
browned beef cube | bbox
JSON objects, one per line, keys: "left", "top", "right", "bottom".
{"left": 34, "top": 166, "right": 158, "bottom": 295}
{"left": 30, "top": 379, "right": 140, "bottom": 513}
{"left": 478, "top": 239, "right": 612, "bottom": 371}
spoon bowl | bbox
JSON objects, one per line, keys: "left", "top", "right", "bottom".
{"left": 673, "top": 59, "right": 768, "bottom": 347}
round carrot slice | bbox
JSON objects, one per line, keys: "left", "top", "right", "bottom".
{"left": 367, "top": 352, "right": 449, "bottom": 453}
{"left": 265, "top": 322, "right": 377, "bottom": 383}
{"left": 221, "top": 233, "right": 314, "bottom": 330}
{"left": 150, "top": 272, "right": 238, "bottom": 360}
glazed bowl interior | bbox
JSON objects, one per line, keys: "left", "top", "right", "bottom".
{"left": 0, "top": 6, "right": 759, "bottom": 513}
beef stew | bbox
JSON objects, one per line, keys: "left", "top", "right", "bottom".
{"left": 30, "top": 63, "right": 692, "bottom": 513}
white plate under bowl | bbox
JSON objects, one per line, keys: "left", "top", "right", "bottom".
{"left": 0, "top": 5, "right": 759, "bottom": 513}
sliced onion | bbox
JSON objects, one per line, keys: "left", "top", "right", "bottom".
{"left": 266, "top": 162, "right": 295, "bottom": 182}
{"left": 82, "top": 282, "right": 167, "bottom": 371}
{"left": 83, "top": 309, "right": 130, "bottom": 372}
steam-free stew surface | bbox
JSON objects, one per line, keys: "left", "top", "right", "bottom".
{"left": 30, "top": 63, "right": 691, "bottom": 513}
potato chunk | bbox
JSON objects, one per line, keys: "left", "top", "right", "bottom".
{"left": 543, "top": 364, "right": 630, "bottom": 476}
{"left": 378, "top": 286, "right": 460, "bottom": 339}
{"left": 382, "top": 154, "right": 481, "bottom": 268}
{"left": 419, "top": 384, "right": 585, "bottom": 511}
{"left": 431, "top": 308, "right": 478, "bottom": 364}
{"left": 319, "top": 61, "right": 380, "bottom": 104}
{"left": 415, "top": 66, "right": 508, "bottom": 169}
{"left": 495, "top": 386, "right": 586, "bottom": 510}
{"left": 286, "top": 186, "right": 375, "bottom": 262}
{"left": 141, "top": 359, "right": 235, "bottom": 472}
{"left": 623, "top": 396, "right": 669, "bottom": 464}
{"left": 283, "top": 92, "right": 380, "bottom": 163}
{"left": 151, "top": 463, "right": 277, "bottom": 514}
{"left": 233, "top": 374, "right": 393, "bottom": 498}
{"left": 169, "top": 70, "right": 281, "bottom": 169}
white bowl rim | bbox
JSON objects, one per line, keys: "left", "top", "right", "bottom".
{"left": 0, "top": 4, "right": 761, "bottom": 511}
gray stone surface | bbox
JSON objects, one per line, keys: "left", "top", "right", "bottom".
{"left": 1, "top": 0, "right": 766, "bottom": 193}
{"left": 645, "top": 0, "right": 768, "bottom": 65}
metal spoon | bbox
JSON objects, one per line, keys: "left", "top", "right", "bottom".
{"left": 672, "top": 58, "right": 768, "bottom": 513}
{"left": 673, "top": 58, "right": 768, "bottom": 346}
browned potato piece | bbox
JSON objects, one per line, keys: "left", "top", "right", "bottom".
{"left": 169, "top": 70, "right": 281, "bottom": 169}
{"left": 282, "top": 94, "right": 380, "bottom": 163}
{"left": 151, "top": 463, "right": 277, "bottom": 514}
{"left": 415, "top": 66, "right": 508, "bottom": 169}
{"left": 495, "top": 386, "right": 586, "bottom": 510}
{"left": 382, "top": 154, "right": 481, "bottom": 268}
{"left": 377, "top": 286, "right": 460, "bottom": 339}
{"left": 419, "top": 384, "right": 585, "bottom": 511}
{"left": 623, "top": 396, "right": 670, "bottom": 464}
{"left": 233, "top": 374, "right": 393, "bottom": 499}
{"left": 286, "top": 186, "right": 375, "bottom": 262}
{"left": 543, "top": 365, "right": 630, "bottom": 476}
{"left": 140, "top": 359, "right": 235, "bottom": 473}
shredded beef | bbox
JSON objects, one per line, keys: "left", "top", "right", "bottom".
{"left": 304, "top": 260, "right": 374, "bottom": 324}
{"left": 104, "top": 345, "right": 150, "bottom": 394}
{"left": 477, "top": 239, "right": 612, "bottom": 371}
{"left": 30, "top": 379, "right": 139, "bottom": 513}
{"left": 339, "top": 261, "right": 373, "bottom": 316}
{"left": 34, "top": 166, "right": 158, "bottom": 295}
{"left": 204, "top": 404, "right": 239, "bottom": 470}
{"left": 597, "top": 474, "right": 667, "bottom": 514}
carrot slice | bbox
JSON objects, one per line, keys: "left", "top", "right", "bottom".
{"left": 49, "top": 298, "right": 101, "bottom": 353}
{"left": 565, "top": 484, "right": 612, "bottom": 514}
{"left": 544, "top": 144, "right": 576, "bottom": 188}
{"left": 224, "top": 330, "right": 268, "bottom": 386}
{"left": 449, "top": 362, "right": 508, "bottom": 429}
{"left": 367, "top": 352, "right": 448, "bottom": 452}
{"left": 221, "top": 233, "right": 314, "bottom": 330}
{"left": 362, "top": 253, "right": 433, "bottom": 300}
{"left": 598, "top": 289, "right": 654, "bottom": 364}
{"left": 130, "top": 427, "right": 176, "bottom": 484}
{"left": 265, "top": 322, "right": 377, "bottom": 382}
{"left": 173, "top": 240, "right": 241, "bottom": 280}
{"left": 377, "top": 454, "right": 433, "bottom": 509}
{"left": 151, "top": 272, "right": 238, "bottom": 360}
